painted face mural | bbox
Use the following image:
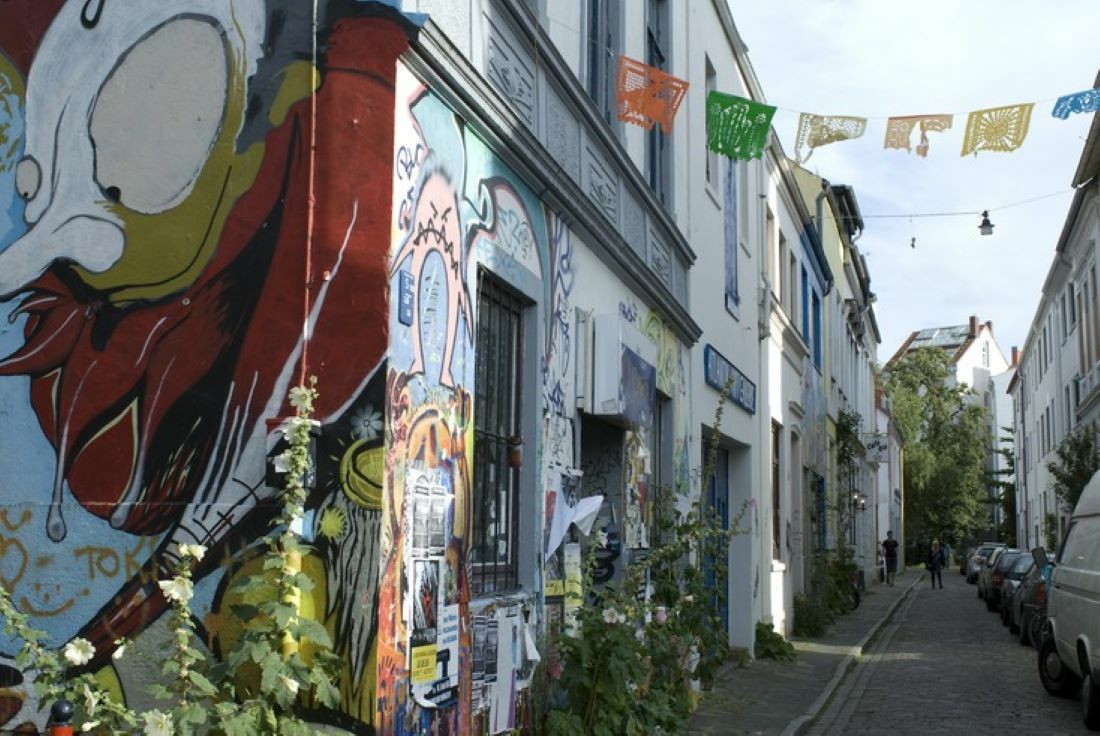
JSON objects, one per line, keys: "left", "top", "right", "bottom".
{"left": 0, "top": 0, "right": 412, "bottom": 731}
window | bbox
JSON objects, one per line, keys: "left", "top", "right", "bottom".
{"left": 586, "top": 0, "right": 620, "bottom": 126}
{"left": 766, "top": 208, "right": 777, "bottom": 293}
{"left": 645, "top": 0, "right": 671, "bottom": 204}
{"left": 812, "top": 292, "right": 822, "bottom": 368}
{"left": 982, "top": 341, "right": 989, "bottom": 368}
{"left": 724, "top": 157, "right": 739, "bottom": 318}
{"left": 705, "top": 55, "right": 717, "bottom": 187}
{"left": 788, "top": 250, "right": 797, "bottom": 319}
{"left": 772, "top": 422, "right": 782, "bottom": 560}
{"left": 801, "top": 266, "right": 809, "bottom": 338}
{"left": 472, "top": 272, "right": 526, "bottom": 594}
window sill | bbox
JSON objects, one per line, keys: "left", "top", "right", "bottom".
{"left": 704, "top": 181, "right": 722, "bottom": 210}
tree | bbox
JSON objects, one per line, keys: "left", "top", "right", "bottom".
{"left": 1047, "top": 425, "right": 1100, "bottom": 512}
{"left": 884, "top": 348, "right": 992, "bottom": 557}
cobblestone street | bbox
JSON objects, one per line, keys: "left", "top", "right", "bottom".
{"left": 808, "top": 570, "right": 1086, "bottom": 735}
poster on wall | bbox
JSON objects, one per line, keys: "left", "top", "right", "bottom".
{"left": 413, "top": 603, "right": 460, "bottom": 707}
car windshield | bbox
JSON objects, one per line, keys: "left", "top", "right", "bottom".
{"left": 994, "top": 551, "right": 1020, "bottom": 570}
{"left": 1012, "top": 554, "right": 1033, "bottom": 574}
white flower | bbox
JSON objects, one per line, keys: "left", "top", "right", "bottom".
{"left": 177, "top": 543, "right": 207, "bottom": 562}
{"left": 288, "top": 386, "right": 313, "bottom": 412}
{"left": 62, "top": 637, "right": 95, "bottom": 666}
{"left": 602, "top": 608, "right": 619, "bottom": 625}
{"left": 616, "top": 611, "right": 627, "bottom": 624}
{"left": 142, "top": 709, "right": 173, "bottom": 736}
{"left": 112, "top": 643, "right": 127, "bottom": 661}
{"left": 682, "top": 594, "right": 694, "bottom": 603}
{"left": 597, "top": 530, "right": 609, "bottom": 549}
{"left": 158, "top": 576, "right": 194, "bottom": 605}
{"left": 279, "top": 674, "right": 301, "bottom": 697}
{"left": 81, "top": 720, "right": 100, "bottom": 732}
{"left": 351, "top": 405, "right": 384, "bottom": 441}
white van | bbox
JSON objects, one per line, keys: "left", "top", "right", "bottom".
{"left": 1038, "top": 469, "right": 1100, "bottom": 730}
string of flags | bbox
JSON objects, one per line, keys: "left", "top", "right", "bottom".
{"left": 612, "top": 54, "right": 1100, "bottom": 163}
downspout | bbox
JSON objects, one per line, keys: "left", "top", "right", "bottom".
{"left": 815, "top": 181, "right": 831, "bottom": 296}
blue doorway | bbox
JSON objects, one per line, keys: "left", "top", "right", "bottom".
{"left": 704, "top": 446, "right": 730, "bottom": 633}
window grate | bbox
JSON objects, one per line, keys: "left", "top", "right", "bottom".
{"left": 472, "top": 273, "right": 525, "bottom": 594}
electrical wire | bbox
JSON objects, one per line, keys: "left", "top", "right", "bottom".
{"left": 861, "top": 188, "right": 1074, "bottom": 219}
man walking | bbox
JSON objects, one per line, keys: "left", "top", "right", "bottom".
{"left": 882, "top": 530, "right": 899, "bottom": 587}
{"left": 928, "top": 540, "right": 946, "bottom": 589}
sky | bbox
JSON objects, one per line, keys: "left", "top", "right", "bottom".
{"left": 727, "top": 0, "right": 1099, "bottom": 363}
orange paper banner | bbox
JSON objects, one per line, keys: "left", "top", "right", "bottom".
{"left": 616, "top": 55, "right": 689, "bottom": 134}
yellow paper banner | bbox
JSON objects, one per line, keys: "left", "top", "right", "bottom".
{"left": 960, "top": 103, "right": 1034, "bottom": 156}
{"left": 795, "top": 113, "right": 867, "bottom": 163}
{"left": 883, "top": 114, "right": 953, "bottom": 157}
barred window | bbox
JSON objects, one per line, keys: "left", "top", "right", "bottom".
{"left": 472, "top": 272, "right": 526, "bottom": 594}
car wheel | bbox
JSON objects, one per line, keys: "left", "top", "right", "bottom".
{"left": 1031, "top": 614, "right": 1045, "bottom": 652}
{"left": 1016, "top": 612, "right": 1029, "bottom": 645}
{"left": 1039, "top": 635, "right": 1081, "bottom": 698}
{"left": 1001, "top": 601, "right": 1011, "bottom": 626}
{"left": 1082, "top": 670, "right": 1100, "bottom": 730}
{"left": 1009, "top": 609, "right": 1020, "bottom": 635}
{"left": 985, "top": 593, "right": 997, "bottom": 612}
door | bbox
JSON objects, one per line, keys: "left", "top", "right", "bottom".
{"left": 705, "top": 446, "right": 730, "bottom": 633}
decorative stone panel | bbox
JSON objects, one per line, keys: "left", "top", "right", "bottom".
{"left": 545, "top": 85, "right": 579, "bottom": 179}
{"left": 583, "top": 143, "right": 619, "bottom": 224}
{"left": 485, "top": 18, "right": 536, "bottom": 127}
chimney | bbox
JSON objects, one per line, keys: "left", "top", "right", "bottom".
{"left": 968, "top": 315, "right": 978, "bottom": 337}
{"left": 985, "top": 320, "right": 993, "bottom": 333}
{"left": 1011, "top": 346, "right": 1019, "bottom": 367}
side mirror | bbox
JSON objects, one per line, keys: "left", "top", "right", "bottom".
{"left": 1031, "top": 546, "right": 1049, "bottom": 568}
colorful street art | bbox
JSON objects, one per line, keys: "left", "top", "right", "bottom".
{"left": 0, "top": 1, "right": 694, "bottom": 733}
{"left": 382, "top": 63, "right": 578, "bottom": 732}
{"left": 0, "top": 1, "right": 415, "bottom": 732}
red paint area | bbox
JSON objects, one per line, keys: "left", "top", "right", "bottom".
{"left": 0, "top": 12, "right": 410, "bottom": 671}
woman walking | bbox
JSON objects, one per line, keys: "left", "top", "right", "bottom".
{"left": 928, "top": 540, "right": 946, "bottom": 589}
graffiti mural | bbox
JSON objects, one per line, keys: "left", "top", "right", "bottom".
{"left": 0, "top": 1, "right": 417, "bottom": 732}
{"left": 383, "top": 62, "right": 581, "bottom": 732}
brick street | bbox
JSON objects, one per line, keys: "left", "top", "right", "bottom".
{"left": 808, "top": 570, "right": 1085, "bottom": 735}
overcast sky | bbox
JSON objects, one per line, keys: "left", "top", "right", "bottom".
{"left": 727, "top": 0, "right": 1098, "bottom": 363}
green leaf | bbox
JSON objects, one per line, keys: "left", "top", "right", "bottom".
{"left": 188, "top": 670, "right": 218, "bottom": 696}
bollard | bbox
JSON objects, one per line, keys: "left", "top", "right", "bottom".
{"left": 48, "top": 699, "right": 75, "bottom": 736}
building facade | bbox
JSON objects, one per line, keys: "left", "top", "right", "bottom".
{"left": 1009, "top": 102, "right": 1100, "bottom": 550}
{"left": 0, "top": 1, "right": 891, "bottom": 732}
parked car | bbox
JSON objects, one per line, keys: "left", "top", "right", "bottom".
{"left": 977, "top": 545, "right": 1008, "bottom": 599}
{"left": 968, "top": 542, "right": 1005, "bottom": 584}
{"left": 1011, "top": 548, "right": 1051, "bottom": 648}
{"left": 1000, "top": 552, "right": 1033, "bottom": 626}
{"left": 984, "top": 548, "right": 1022, "bottom": 612}
{"left": 960, "top": 545, "right": 977, "bottom": 576}
{"left": 1037, "top": 470, "right": 1100, "bottom": 730}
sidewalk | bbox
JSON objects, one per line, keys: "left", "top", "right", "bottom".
{"left": 687, "top": 568, "right": 924, "bottom": 736}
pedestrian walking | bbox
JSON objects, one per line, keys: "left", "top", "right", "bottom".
{"left": 928, "top": 540, "right": 946, "bottom": 589}
{"left": 882, "top": 530, "right": 899, "bottom": 586}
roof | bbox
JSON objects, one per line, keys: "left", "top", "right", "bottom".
{"left": 1071, "top": 72, "right": 1100, "bottom": 188}
{"left": 888, "top": 324, "right": 974, "bottom": 365}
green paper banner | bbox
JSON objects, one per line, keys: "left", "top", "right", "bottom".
{"left": 706, "top": 91, "right": 776, "bottom": 161}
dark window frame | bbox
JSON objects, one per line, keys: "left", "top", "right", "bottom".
{"left": 471, "top": 271, "right": 528, "bottom": 594}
